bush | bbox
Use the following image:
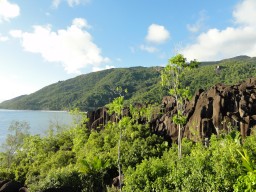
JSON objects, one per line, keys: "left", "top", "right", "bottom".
{"left": 234, "top": 170, "right": 256, "bottom": 191}
{"left": 28, "top": 166, "right": 81, "bottom": 192}
{"left": 123, "top": 132, "right": 247, "bottom": 192}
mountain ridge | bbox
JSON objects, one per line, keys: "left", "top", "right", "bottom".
{"left": 1, "top": 55, "right": 256, "bottom": 111}
{"left": 0, "top": 66, "right": 163, "bottom": 111}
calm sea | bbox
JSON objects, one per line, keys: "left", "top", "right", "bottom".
{"left": 0, "top": 109, "right": 73, "bottom": 145}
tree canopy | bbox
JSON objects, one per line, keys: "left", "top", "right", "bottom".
{"left": 1, "top": 56, "right": 256, "bottom": 111}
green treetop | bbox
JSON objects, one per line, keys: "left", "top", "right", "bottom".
{"left": 161, "top": 54, "right": 199, "bottom": 158}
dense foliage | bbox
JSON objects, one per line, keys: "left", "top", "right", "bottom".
{"left": 0, "top": 106, "right": 168, "bottom": 191}
{"left": 1, "top": 55, "right": 256, "bottom": 191}
{"left": 0, "top": 67, "right": 163, "bottom": 111}
{"left": 0, "top": 109, "right": 256, "bottom": 191}
{"left": 1, "top": 56, "right": 256, "bottom": 111}
{"left": 161, "top": 54, "right": 199, "bottom": 158}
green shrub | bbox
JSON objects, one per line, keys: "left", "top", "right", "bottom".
{"left": 28, "top": 166, "right": 81, "bottom": 192}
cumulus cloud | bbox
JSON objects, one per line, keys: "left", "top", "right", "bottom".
{"left": 72, "top": 17, "right": 91, "bottom": 28}
{"left": 146, "top": 24, "right": 170, "bottom": 44}
{"left": 52, "top": 0, "right": 90, "bottom": 8}
{"left": 11, "top": 18, "right": 110, "bottom": 74}
{"left": 233, "top": 0, "right": 256, "bottom": 26}
{"left": 182, "top": 0, "right": 256, "bottom": 61}
{"left": 0, "top": 0, "right": 20, "bottom": 22}
{"left": 9, "top": 30, "right": 22, "bottom": 38}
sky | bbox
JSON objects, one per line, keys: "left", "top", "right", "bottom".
{"left": 0, "top": 0, "right": 256, "bottom": 102}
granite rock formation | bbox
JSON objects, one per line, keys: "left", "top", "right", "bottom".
{"left": 0, "top": 180, "right": 28, "bottom": 192}
{"left": 155, "top": 78, "right": 256, "bottom": 142}
{"left": 87, "top": 78, "right": 256, "bottom": 142}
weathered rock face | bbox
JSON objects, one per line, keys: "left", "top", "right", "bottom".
{"left": 87, "top": 107, "right": 109, "bottom": 130}
{"left": 87, "top": 106, "right": 131, "bottom": 131}
{"left": 87, "top": 78, "right": 256, "bottom": 142}
{"left": 157, "top": 78, "right": 256, "bottom": 142}
{"left": 0, "top": 180, "right": 27, "bottom": 192}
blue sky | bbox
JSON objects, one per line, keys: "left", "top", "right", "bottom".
{"left": 0, "top": 0, "right": 255, "bottom": 102}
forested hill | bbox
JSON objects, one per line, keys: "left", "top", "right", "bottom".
{"left": 0, "top": 67, "right": 163, "bottom": 111}
{"left": 1, "top": 55, "right": 256, "bottom": 111}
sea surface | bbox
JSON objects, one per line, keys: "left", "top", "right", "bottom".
{"left": 0, "top": 109, "right": 73, "bottom": 145}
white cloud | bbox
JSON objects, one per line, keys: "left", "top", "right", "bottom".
{"left": 182, "top": 27, "right": 256, "bottom": 61}
{"left": 9, "top": 30, "right": 22, "bottom": 38}
{"left": 187, "top": 24, "right": 200, "bottom": 34}
{"left": 0, "top": 34, "right": 8, "bottom": 41}
{"left": 187, "top": 10, "right": 207, "bottom": 33}
{"left": 11, "top": 18, "right": 110, "bottom": 74}
{"left": 182, "top": 0, "right": 256, "bottom": 61}
{"left": 92, "top": 65, "right": 115, "bottom": 72}
{"left": 0, "top": 0, "right": 20, "bottom": 22}
{"left": 52, "top": 0, "right": 90, "bottom": 8}
{"left": 146, "top": 24, "right": 170, "bottom": 44}
{"left": 140, "top": 44, "right": 158, "bottom": 53}
{"left": 72, "top": 18, "right": 91, "bottom": 28}
{"left": 233, "top": 0, "right": 256, "bottom": 26}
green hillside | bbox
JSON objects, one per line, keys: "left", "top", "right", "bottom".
{"left": 1, "top": 56, "right": 256, "bottom": 111}
{"left": 183, "top": 56, "right": 256, "bottom": 93}
{"left": 0, "top": 67, "right": 163, "bottom": 111}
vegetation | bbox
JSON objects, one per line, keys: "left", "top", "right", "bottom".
{"left": 106, "top": 87, "right": 127, "bottom": 190}
{"left": 1, "top": 55, "right": 256, "bottom": 191}
{"left": 161, "top": 54, "right": 199, "bottom": 158}
{"left": 1, "top": 56, "right": 256, "bottom": 111}
{"left": 0, "top": 67, "right": 163, "bottom": 111}
{"left": 1, "top": 114, "right": 256, "bottom": 191}
{"left": 0, "top": 104, "right": 168, "bottom": 191}
{"left": 123, "top": 132, "right": 256, "bottom": 192}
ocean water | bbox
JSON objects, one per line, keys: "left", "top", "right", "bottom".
{"left": 0, "top": 109, "right": 73, "bottom": 145}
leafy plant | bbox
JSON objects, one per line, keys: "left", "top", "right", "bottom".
{"left": 161, "top": 54, "right": 199, "bottom": 158}
{"left": 234, "top": 149, "right": 256, "bottom": 191}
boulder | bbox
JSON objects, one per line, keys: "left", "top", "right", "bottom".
{"left": 0, "top": 181, "right": 9, "bottom": 190}
{"left": 112, "top": 175, "right": 124, "bottom": 188}
{"left": 168, "top": 77, "right": 256, "bottom": 141}
{"left": 87, "top": 77, "right": 256, "bottom": 142}
{"left": 0, "top": 180, "right": 23, "bottom": 192}
{"left": 19, "top": 187, "right": 29, "bottom": 192}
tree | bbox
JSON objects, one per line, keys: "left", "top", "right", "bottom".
{"left": 107, "top": 87, "right": 127, "bottom": 191}
{"left": 79, "top": 157, "right": 110, "bottom": 192}
{"left": 1, "top": 121, "right": 30, "bottom": 167}
{"left": 161, "top": 54, "right": 199, "bottom": 158}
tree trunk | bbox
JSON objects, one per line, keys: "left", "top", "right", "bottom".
{"left": 118, "top": 128, "right": 122, "bottom": 191}
{"left": 178, "top": 124, "right": 182, "bottom": 159}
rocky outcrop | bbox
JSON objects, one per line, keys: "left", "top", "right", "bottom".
{"left": 87, "top": 78, "right": 256, "bottom": 142}
{"left": 0, "top": 180, "right": 27, "bottom": 192}
{"left": 156, "top": 78, "right": 256, "bottom": 142}
{"left": 87, "top": 106, "right": 131, "bottom": 131}
{"left": 87, "top": 107, "right": 109, "bottom": 130}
